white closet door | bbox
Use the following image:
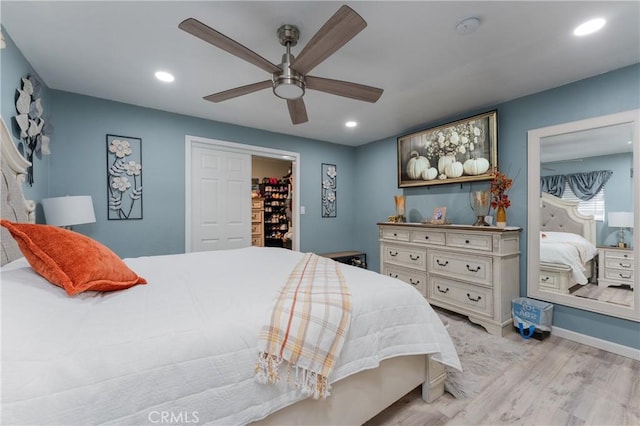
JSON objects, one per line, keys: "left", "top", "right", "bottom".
{"left": 190, "top": 145, "right": 251, "bottom": 252}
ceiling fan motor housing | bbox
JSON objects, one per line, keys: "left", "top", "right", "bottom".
{"left": 273, "top": 25, "right": 305, "bottom": 99}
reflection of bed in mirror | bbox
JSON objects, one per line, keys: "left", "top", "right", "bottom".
{"left": 539, "top": 193, "right": 597, "bottom": 294}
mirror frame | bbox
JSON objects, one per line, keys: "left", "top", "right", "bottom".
{"left": 527, "top": 109, "right": 640, "bottom": 321}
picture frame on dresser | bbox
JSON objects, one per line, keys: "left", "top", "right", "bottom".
{"left": 431, "top": 207, "right": 447, "bottom": 224}
{"left": 397, "top": 110, "right": 498, "bottom": 188}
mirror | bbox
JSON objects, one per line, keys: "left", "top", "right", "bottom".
{"left": 527, "top": 109, "right": 639, "bottom": 321}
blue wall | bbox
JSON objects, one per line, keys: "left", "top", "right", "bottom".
{"left": 355, "top": 63, "right": 640, "bottom": 349}
{"left": 48, "top": 92, "right": 358, "bottom": 258}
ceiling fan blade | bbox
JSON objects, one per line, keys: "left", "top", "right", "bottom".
{"left": 204, "top": 80, "right": 272, "bottom": 103}
{"left": 287, "top": 98, "right": 308, "bottom": 125}
{"left": 306, "top": 76, "right": 383, "bottom": 103}
{"left": 179, "top": 18, "right": 281, "bottom": 74}
{"left": 292, "top": 5, "right": 367, "bottom": 75}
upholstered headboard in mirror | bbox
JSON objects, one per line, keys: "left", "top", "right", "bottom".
{"left": 540, "top": 192, "right": 596, "bottom": 245}
{"left": 1, "top": 115, "right": 36, "bottom": 266}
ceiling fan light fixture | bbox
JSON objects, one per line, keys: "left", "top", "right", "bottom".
{"left": 273, "top": 78, "right": 305, "bottom": 99}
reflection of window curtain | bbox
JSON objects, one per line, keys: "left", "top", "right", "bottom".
{"left": 540, "top": 175, "right": 566, "bottom": 197}
{"left": 566, "top": 170, "right": 613, "bottom": 201}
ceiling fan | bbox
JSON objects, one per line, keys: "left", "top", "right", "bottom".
{"left": 178, "top": 5, "right": 383, "bottom": 125}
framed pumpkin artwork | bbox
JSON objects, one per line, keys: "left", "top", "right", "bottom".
{"left": 397, "top": 110, "right": 497, "bottom": 188}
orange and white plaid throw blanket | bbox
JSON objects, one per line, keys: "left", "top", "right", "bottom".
{"left": 255, "top": 252, "right": 352, "bottom": 399}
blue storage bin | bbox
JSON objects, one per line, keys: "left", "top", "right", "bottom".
{"left": 512, "top": 297, "right": 553, "bottom": 339}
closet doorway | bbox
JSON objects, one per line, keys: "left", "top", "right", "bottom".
{"left": 185, "top": 135, "right": 300, "bottom": 253}
{"left": 252, "top": 157, "right": 293, "bottom": 249}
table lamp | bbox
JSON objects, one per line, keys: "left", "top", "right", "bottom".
{"left": 608, "top": 211, "right": 633, "bottom": 248}
{"left": 42, "top": 196, "right": 96, "bottom": 230}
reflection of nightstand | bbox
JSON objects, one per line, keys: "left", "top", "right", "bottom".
{"left": 597, "top": 247, "right": 634, "bottom": 288}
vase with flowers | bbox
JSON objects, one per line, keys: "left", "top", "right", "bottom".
{"left": 490, "top": 169, "right": 513, "bottom": 228}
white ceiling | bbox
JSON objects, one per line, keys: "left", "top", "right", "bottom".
{"left": 2, "top": 1, "right": 639, "bottom": 147}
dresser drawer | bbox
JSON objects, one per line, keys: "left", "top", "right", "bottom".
{"left": 251, "top": 237, "right": 263, "bottom": 246}
{"left": 604, "top": 268, "right": 634, "bottom": 283}
{"left": 428, "top": 276, "right": 493, "bottom": 317}
{"left": 381, "top": 227, "right": 411, "bottom": 241}
{"left": 382, "top": 244, "right": 427, "bottom": 270}
{"left": 251, "top": 199, "right": 264, "bottom": 209}
{"left": 446, "top": 232, "right": 493, "bottom": 252}
{"left": 251, "top": 224, "right": 262, "bottom": 234}
{"left": 251, "top": 211, "right": 262, "bottom": 222}
{"left": 603, "top": 249, "right": 633, "bottom": 261}
{"left": 604, "top": 257, "right": 634, "bottom": 270}
{"left": 383, "top": 264, "right": 426, "bottom": 296}
{"left": 411, "top": 229, "right": 446, "bottom": 245}
{"left": 428, "top": 250, "right": 493, "bottom": 286}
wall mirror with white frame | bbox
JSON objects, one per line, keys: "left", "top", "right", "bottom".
{"left": 527, "top": 109, "right": 639, "bottom": 321}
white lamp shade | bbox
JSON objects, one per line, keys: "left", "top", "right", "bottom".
{"left": 608, "top": 211, "right": 634, "bottom": 229}
{"left": 42, "top": 196, "right": 96, "bottom": 227}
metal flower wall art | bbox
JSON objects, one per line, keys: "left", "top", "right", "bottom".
{"left": 14, "top": 75, "right": 51, "bottom": 186}
{"left": 106, "top": 134, "right": 143, "bottom": 220}
{"left": 321, "top": 163, "right": 337, "bottom": 218}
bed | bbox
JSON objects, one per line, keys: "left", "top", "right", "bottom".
{"left": 0, "top": 116, "right": 461, "bottom": 426}
{"left": 539, "top": 192, "right": 598, "bottom": 294}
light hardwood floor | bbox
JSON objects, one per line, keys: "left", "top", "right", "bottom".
{"left": 366, "top": 331, "right": 640, "bottom": 426}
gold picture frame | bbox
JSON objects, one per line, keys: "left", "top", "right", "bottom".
{"left": 431, "top": 207, "right": 447, "bottom": 224}
{"left": 397, "top": 110, "right": 498, "bottom": 187}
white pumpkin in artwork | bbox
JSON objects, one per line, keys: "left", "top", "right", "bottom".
{"left": 445, "top": 161, "right": 464, "bottom": 178}
{"left": 421, "top": 167, "right": 438, "bottom": 181}
{"left": 438, "top": 154, "right": 456, "bottom": 174}
{"left": 406, "top": 151, "right": 430, "bottom": 180}
{"left": 463, "top": 157, "right": 490, "bottom": 175}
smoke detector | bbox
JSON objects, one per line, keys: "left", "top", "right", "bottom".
{"left": 456, "top": 17, "right": 481, "bottom": 35}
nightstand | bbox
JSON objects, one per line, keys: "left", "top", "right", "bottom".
{"left": 320, "top": 251, "right": 367, "bottom": 269}
{"left": 597, "top": 246, "right": 634, "bottom": 288}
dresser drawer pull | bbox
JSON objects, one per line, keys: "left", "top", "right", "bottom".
{"left": 619, "top": 262, "right": 631, "bottom": 268}
{"left": 465, "top": 240, "right": 470, "bottom": 244}
{"left": 466, "top": 293, "right": 482, "bottom": 302}
{"left": 436, "top": 259, "right": 449, "bottom": 267}
{"left": 619, "top": 273, "right": 632, "bottom": 279}
{"left": 389, "top": 251, "right": 398, "bottom": 257}
{"left": 393, "top": 232, "right": 398, "bottom": 237}
{"left": 623, "top": 254, "right": 629, "bottom": 258}
{"left": 409, "top": 254, "right": 420, "bottom": 261}
{"left": 436, "top": 285, "right": 449, "bottom": 294}
{"left": 466, "top": 264, "right": 481, "bottom": 273}
{"left": 389, "top": 273, "right": 398, "bottom": 278}
{"left": 424, "top": 235, "right": 429, "bottom": 239}
{"left": 409, "top": 278, "right": 420, "bottom": 286}
{"left": 541, "top": 276, "right": 550, "bottom": 282}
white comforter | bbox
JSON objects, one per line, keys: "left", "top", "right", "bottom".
{"left": 1, "top": 247, "right": 460, "bottom": 425}
{"left": 540, "top": 231, "right": 598, "bottom": 284}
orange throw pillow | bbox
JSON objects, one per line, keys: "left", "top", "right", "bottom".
{"left": 1, "top": 220, "right": 147, "bottom": 296}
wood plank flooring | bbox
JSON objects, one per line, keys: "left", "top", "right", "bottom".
{"left": 366, "top": 331, "right": 639, "bottom": 426}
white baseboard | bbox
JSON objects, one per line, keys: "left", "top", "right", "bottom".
{"left": 551, "top": 326, "right": 640, "bottom": 361}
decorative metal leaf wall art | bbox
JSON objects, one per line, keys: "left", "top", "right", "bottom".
{"left": 106, "top": 134, "right": 143, "bottom": 220}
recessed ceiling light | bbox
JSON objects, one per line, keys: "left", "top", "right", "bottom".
{"left": 573, "top": 18, "right": 606, "bottom": 36}
{"left": 345, "top": 121, "right": 358, "bottom": 128}
{"left": 155, "top": 71, "right": 175, "bottom": 82}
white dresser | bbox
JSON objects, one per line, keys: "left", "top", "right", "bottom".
{"left": 378, "top": 223, "right": 521, "bottom": 336}
{"left": 597, "top": 247, "right": 634, "bottom": 289}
